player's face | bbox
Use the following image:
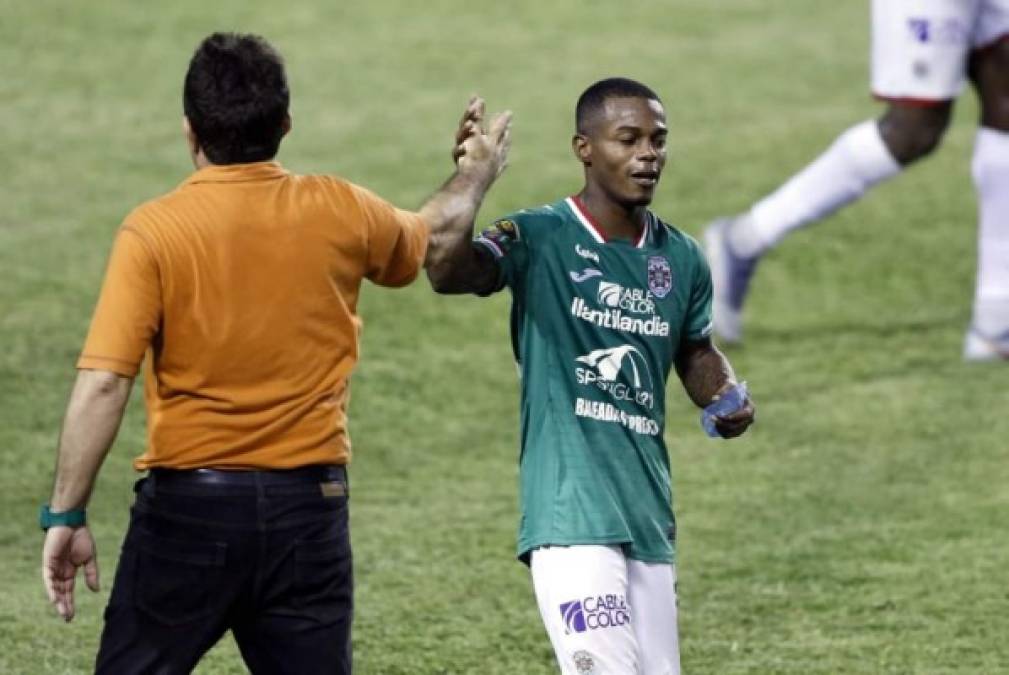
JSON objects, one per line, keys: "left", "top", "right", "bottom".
{"left": 577, "top": 97, "right": 668, "bottom": 208}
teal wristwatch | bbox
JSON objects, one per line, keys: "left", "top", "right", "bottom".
{"left": 39, "top": 504, "right": 87, "bottom": 530}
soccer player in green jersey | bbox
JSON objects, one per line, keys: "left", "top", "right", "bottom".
{"left": 427, "top": 80, "right": 755, "bottom": 674}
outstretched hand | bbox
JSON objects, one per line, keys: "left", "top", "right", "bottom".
{"left": 42, "top": 525, "right": 100, "bottom": 622}
{"left": 452, "top": 96, "right": 511, "bottom": 184}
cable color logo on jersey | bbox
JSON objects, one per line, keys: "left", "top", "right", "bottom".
{"left": 559, "top": 595, "right": 631, "bottom": 635}
{"left": 598, "top": 282, "right": 656, "bottom": 315}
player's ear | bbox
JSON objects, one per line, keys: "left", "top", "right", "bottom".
{"left": 281, "top": 113, "right": 292, "bottom": 137}
{"left": 572, "top": 133, "right": 591, "bottom": 166}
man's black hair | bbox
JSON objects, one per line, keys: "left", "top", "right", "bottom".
{"left": 575, "top": 77, "right": 662, "bottom": 134}
{"left": 183, "top": 32, "right": 290, "bottom": 164}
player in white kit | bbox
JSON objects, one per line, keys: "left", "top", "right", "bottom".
{"left": 705, "top": 0, "right": 1009, "bottom": 360}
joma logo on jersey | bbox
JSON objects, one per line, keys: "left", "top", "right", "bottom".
{"left": 570, "top": 268, "right": 604, "bottom": 284}
{"left": 575, "top": 346, "right": 654, "bottom": 409}
{"left": 559, "top": 595, "right": 631, "bottom": 635}
{"left": 598, "top": 282, "right": 655, "bottom": 315}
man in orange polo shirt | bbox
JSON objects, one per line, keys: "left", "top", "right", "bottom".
{"left": 39, "top": 32, "right": 510, "bottom": 674}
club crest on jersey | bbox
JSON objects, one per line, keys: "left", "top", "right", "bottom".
{"left": 646, "top": 256, "right": 672, "bottom": 298}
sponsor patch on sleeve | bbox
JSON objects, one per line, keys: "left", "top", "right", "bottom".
{"left": 474, "top": 219, "right": 520, "bottom": 258}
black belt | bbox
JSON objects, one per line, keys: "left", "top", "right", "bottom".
{"left": 149, "top": 464, "right": 347, "bottom": 489}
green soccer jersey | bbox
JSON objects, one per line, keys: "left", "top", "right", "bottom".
{"left": 475, "top": 196, "right": 713, "bottom": 564}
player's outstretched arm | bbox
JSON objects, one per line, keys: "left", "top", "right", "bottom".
{"left": 674, "top": 337, "right": 755, "bottom": 438}
{"left": 423, "top": 97, "right": 511, "bottom": 295}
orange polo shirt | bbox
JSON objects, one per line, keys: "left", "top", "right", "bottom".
{"left": 77, "top": 161, "right": 428, "bottom": 470}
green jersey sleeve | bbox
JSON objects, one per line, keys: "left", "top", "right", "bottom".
{"left": 473, "top": 214, "right": 532, "bottom": 294}
{"left": 684, "top": 237, "right": 714, "bottom": 341}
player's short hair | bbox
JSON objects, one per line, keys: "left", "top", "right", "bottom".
{"left": 575, "top": 77, "right": 662, "bottom": 134}
{"left": 183, "top": 32, "right": 290, "bottom": 164}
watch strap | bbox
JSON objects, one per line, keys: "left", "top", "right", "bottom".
{"left": 39, "top": 504, "right": 87, "bottom": 530}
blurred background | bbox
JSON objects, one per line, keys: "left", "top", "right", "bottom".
{"left": 1, "top": 1, "right": 1006, "bottom": 672}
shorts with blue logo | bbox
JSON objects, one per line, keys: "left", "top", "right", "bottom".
{"left": 530, "top": 545, "right": 679, "bottom": 675}
{"left": 872, "top": 0, "right": 1009, "bottom": 103}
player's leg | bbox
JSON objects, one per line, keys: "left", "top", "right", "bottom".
{"left": 876, "top": 103, "right": 953, "bottom": 163}
{"left": 627, "top": 560, "right": 680, "bottom": 675}
{"left": 530, "top": 545, "right": 638, "bottom": 674}
{"left": 704, "top": 114, "right": 905, "bottom": 342}
{"left": 705, "top": 0, "right": 966, "bottom": 343}
{"left": 730, "top": 101, "right": 951, "bottom": 256}
{"left": 964, "top": 10, "right": 1009, "bottom": 359}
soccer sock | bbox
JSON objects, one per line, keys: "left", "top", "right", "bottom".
{"left": 728, "top": 119, "right": 902, "bottom": 258}
{"left": 970, "top": 127, "right": 1009, "bottom": 338}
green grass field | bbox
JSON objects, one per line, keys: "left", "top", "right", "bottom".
{"left": 2, "top": 1, "right": 1008, "bottom": 672}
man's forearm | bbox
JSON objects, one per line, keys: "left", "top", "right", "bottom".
{"left": 422, "top": 99, "right": 511, "bottom": 294}
{"left": 421, "top": 166, "right": 497, "bottom": 293}
{"left": 49, "top": 369, "right": 133, "bottom": 510}
{"left": 675, "top": 341, "right": 737, "bottom": 409}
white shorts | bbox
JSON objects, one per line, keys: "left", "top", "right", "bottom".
{"left": 530, "top": 545, "right": 680, "bottom": 675}
{"left": 871, "top": 0, "right": 1009, "bottom": 103}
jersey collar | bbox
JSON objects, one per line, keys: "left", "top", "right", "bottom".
{"left": 181, "top": 161, "right": 289, "bottom": 187}
{"left": 566, "top": 196, "right": 648, "bottom": 248}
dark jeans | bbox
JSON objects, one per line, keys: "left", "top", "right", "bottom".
{"left": 95, "top": 466, "right": 352, "bottom": 675}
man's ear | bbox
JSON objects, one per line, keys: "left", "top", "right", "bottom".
{"left": 572, "top": 133, "right": 591, "bottom": 166}
{"left": 182, "top": 116, "right": 200, "bottom": 154}
{"left": 281, "top": 113, "right": 292, "bottom": 137}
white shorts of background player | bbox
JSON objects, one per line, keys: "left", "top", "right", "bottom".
{"left": 872, "top": 0, "right": 1009, "bottom": 102}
